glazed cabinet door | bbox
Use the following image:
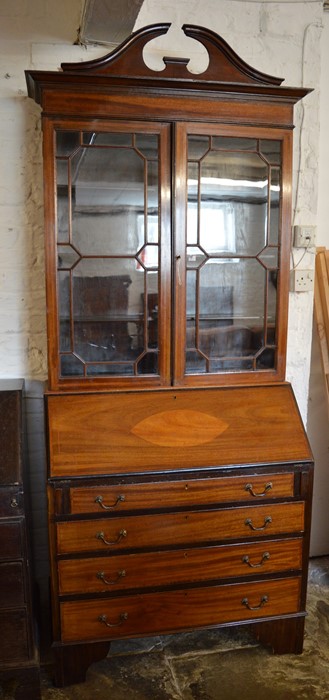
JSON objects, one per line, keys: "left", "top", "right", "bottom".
{"left": 44, "top": 118, "right": 293, "bottom": 391}
{"left": 44, "top": 119, "right": 172, "bottom": 390}
{"left": 173, "top": 123, "right": 292, "bottom": 387}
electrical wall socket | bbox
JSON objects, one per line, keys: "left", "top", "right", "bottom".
{"left": 293, "top": 225, "right": 316, "bottom": 248}
{"left": 290, "top": 269, "right": 314, "bottom": 292}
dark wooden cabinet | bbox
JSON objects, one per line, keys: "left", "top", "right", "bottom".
{"left": 0, "top": 380, "right": 41, "bottom": 700}
{"left": 26, "top": 24, "right": 313, "bottom": 687}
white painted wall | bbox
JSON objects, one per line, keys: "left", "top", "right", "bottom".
{"left": 0, "top": 0, "right": 325, "bottom": 598}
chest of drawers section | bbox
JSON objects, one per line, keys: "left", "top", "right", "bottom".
{"left": 46, "top": 385, "right": 314, "bottom": 686}
{"left": 49, "top": 465, "right": 311, "bottom": 646}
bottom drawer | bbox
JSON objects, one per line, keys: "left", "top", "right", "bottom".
{"left": 60, "top": 576, "right": 301, "bottom": 643}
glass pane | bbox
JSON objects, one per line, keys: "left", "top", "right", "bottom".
{"left": 71, "top": 259, "right": 141, "bottom": 364}
{"left": 199, "top": 150, "right": 268, "bottom": 256}
{"left": 258, "top": 247, "right": 278, "bottom": 269}
{"left": 56, "top": 161, "right": 70, "bottom": 244}
{"left": 185, "top": 349, "right": 207, "bottom": 374}
{"left": 86, "top": 363, "right": 134, "bottom": 376}
{"left": 199, "top": 282, "right": 233, "bottom": 325}
{"left": 135, "top": 134, "right": 159, "bottom": 159}
{"left": 188, "top": 135, "right": 210, "bottom": 160}
{"left": 212, "top": 136, "right": 257, "bottom": 151}
{"left": 60, "top": 354, "right": 84, "bottom": 376}
{"left": 187, "top": 246, "right": 207, "bottom": 269}
{"left": 58, "top": 270, "right": 70, "bottom": 352}
{"left": 256, "top": 348, "right": 275, "bottom": 369}
{"left": 187, "top": 164, "right": 199, "bottom": 245}
{"left": 137, "top": 352, "right": 158, "bottom": 374}
{"left": 259, "top": 140, "right": 281, "bottom": 165}
{"left": 56, "top": 131, "right": 80, "bottom": 157}
{"left": 267, "top": 271, "right": 277, "bottom": 331}
{"left": 186, "top": 270, "right": 197, "bottom": 320}
{"left": 58, "top": 245, "right": 80, "bottom": 270}
{"left": 210, "top": 357, "right": 254, "bottom": 371}
{"left": 71, "top": 147, "right": 145, "bottom": 256}
{"left": 269, "top": 167, "right": 280, "bottom": 246}
{"left": 83, "top": 132, "right": 133, "bottom": 147}
{"left": 147, "top": 160, "right": 158, "bottom": 214}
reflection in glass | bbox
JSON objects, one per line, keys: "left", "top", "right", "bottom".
{"left": 199, "top": 150, "right": 268, "bottom": 256}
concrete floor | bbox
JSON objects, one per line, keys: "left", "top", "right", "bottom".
{"left": 3, "top": 558, "right": 329, "bottom": 699}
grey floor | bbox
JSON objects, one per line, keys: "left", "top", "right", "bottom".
{"left": 34, "top": 557, "right": 329, "bottom": 700}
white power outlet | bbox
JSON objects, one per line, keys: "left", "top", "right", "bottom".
{"left": 290, "top": 269, "right": 314, "bottom": 292}
{"left": 293, "top": 225, "right": 316, "bottom": 248}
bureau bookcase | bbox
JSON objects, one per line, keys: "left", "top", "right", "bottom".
{"left": 26, "top": 24, "right": 313, "bottom": 686}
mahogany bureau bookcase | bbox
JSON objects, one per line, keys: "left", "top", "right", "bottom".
{"left": 25, "top": 24, "right": 314, "bottom": 687}
{"left": 0, "top": 380, "right": 41, "bottom": 699}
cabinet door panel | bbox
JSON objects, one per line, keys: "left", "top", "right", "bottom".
{"left": 174, "top": 123, "right": 291, "bottom": 387}
{"left": 58, "top": 538, "right": 302, "bottom": 594}
{"left": 56, "top": 502, "right": 304, "bottom": 554}
{"left": 60, "top": 576, "right": 301, "bottom": 642}
{"left": 51, "top": 121, "right": 172, "bottom": 390}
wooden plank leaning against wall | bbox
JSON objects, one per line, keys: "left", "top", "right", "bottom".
{"left": 314, "top": 248, "right": 329, "bottom": 414}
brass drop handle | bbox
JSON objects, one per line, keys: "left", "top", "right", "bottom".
{"left": 95, "top": 494, "right": 125, "bottom": 510}
{"left": 245, "top": 516, "right": 272, "bottom": 531}
{"left": 242, "top": 552, "right": 270, "bottom": 568}
{"left": 98, "top": 612, "right": 128, "bottom": 628}
{"left": 96, "top": 529, "right": 127, "bottom": 546}
{"left": 245, "top": 482, "right": 273, "bottom": 498}
{"left": 97, "top": 570, "right": 126, "bottom": 585}
{"left": 242, "top": 595, "right": 268, "bottom": 611}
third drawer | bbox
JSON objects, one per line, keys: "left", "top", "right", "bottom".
{"left": 57, "top": 537, "right": 303, "bottom": 595}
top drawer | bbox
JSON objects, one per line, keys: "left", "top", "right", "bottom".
{"left": 67, "top": 473, "right": 295, "bottom": 515}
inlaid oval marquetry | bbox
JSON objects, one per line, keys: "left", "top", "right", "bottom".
{"left": 131, "top": 409, "right": 228, "bottom": 447}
